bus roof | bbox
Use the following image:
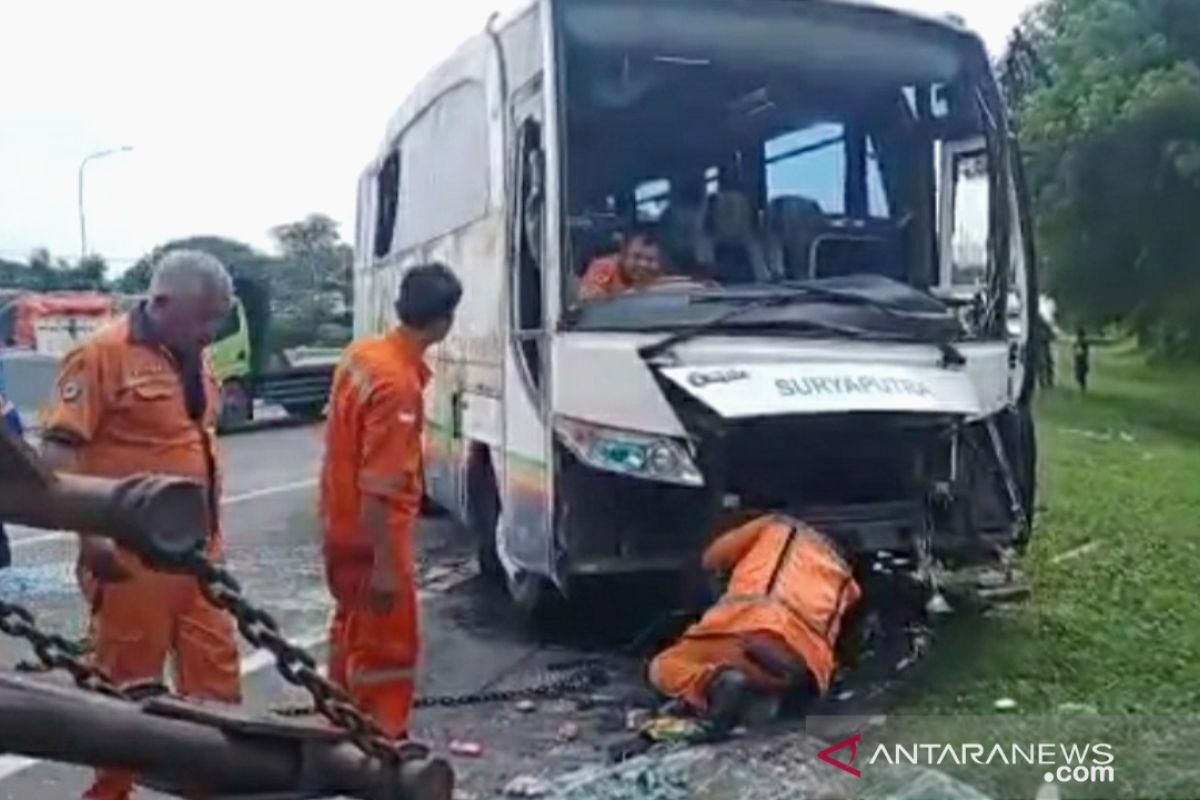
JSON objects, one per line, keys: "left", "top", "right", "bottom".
{"left": 365, "top": 0, "right": 989, "bottom": 174}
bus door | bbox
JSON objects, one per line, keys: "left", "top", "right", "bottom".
{"left": 498, "top": 78, "right": 557, "bottom": 581}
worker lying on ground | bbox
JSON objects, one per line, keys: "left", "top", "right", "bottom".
{"left": 649, "top": 514, "right": 862, "bottom": 733}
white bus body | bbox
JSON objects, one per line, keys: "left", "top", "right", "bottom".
{"left": 355, "top": 0, "right": 1039, "bottom": 615}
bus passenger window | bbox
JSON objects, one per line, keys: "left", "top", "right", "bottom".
{"left": 635, "top": 179, "right": 670, "bottom": 222}
{"left": 765, "top": 124, "right": 846, "bottom": 213}
{"left": 950, "top": 150, "right": 989, "bottom": 287}
{"left": 373, "top": 151, "right": 400, "bottom": 258}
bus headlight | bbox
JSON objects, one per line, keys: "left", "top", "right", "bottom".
{"left": 555, "top": 417, "right": 704, "bottom": 487}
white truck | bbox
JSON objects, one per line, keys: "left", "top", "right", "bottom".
{"left": 354, "top": 0, "right": 1039, "bottom": 621}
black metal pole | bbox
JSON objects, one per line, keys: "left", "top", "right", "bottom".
{"left": 0, "top": 429, "right": 208, "bottom": 563}
{"left": 0, "top": 472, "right": 209, "bottom": 565}
{"left": 0, "top": 676, "right": 453, "bottom": 799}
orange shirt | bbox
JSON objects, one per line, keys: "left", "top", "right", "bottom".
{"left": 579, "top": 255, "right": 636, "bottom": 299}
{"left": 39, "top": 307, "right": 223, "bottom": 543}
{"left": 320, "top": 329, "right": 431, "bottom": 582}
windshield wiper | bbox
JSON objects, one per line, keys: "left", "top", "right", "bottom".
{"left": 637, "top": 289, "right": 858, "bottom": 361}
{"left": 772, "top": 281, "right": 940, "bottom": 319}
{"left": 637, "top": 286, "right": 966, "bottom": 367}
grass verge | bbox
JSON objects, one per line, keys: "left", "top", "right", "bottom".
{"left": 887, "top": 342, "right": 1200, "bottom": 798}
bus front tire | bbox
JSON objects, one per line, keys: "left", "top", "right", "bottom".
{"left": 507, "top": 570, "right": 562, "bottom": 628}
{"left": 467, "top": 452, "right": 503, "bottom": 582}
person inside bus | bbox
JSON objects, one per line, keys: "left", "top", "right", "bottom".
{"left": 0, "top": 390, "right": 21, "bottom": 569}
{"left": 578, "top": 223, "right": 666, "bottom": 299}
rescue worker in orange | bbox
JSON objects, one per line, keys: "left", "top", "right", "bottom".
{"left": 40, "top": 250, "right": 242, "bottom": 800}
{"left": 579, "top": 224, "right": 665, "bottom": 299}
{"left": 649, "top": 514, "right": 861, "bottom": 731}
{"left": 321, "top": 262, "right": 463, "bottom": 738}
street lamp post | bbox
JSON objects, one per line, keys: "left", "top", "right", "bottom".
{"left": 78, "top": 146, "right": 134, "bottom": 261}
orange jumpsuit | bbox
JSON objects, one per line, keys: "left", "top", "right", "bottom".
{"left": 320, "top": 329, "right": 429, "bottom": 738}
{"left": 40, "top": 307, "right": 241, "bottom": 800}
{"left": 649, "top": 515, "right": 861, "bottom": 711}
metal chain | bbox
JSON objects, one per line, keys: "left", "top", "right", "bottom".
{"left": 0, "top": 598, "right": 127, "bottom": 700}
{"left": 2, "top": 549, "right": 605, "bottom": 756}
{"left": 274, "top": 655, "right": 606, "bottom": 719}
{"left": 179, "top": 553, "right": 401, "bottom": 762}
{"left": 413, "top": 664, "right": 604, "bottom": 709}
{"left": 0, "top": 553, "right": 413, "bottom": 763}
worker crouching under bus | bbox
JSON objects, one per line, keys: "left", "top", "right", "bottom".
{"left": 649, "top": 514, "right": 861, "bottom": 732}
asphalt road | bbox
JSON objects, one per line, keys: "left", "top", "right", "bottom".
{"left": 0, "top": 422, "right": 653, "bottom": 799}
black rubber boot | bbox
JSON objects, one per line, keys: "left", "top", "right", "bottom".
{"left": 705, "top": 667, "right": 752, "bottom": 734}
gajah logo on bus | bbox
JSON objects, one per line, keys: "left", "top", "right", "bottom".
{"left": 687, "top": 368, "right": 750, "bottom": 389}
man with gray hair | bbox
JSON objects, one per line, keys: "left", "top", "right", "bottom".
{"left": 40, "top": 249, "right": 242, "bottom": 800}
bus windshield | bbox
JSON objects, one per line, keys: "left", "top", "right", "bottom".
{"left": 558, "top": 0, "right": 1005, "bottom": 339}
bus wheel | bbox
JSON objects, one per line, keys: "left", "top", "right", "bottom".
{"left": 219, "top": 381, "right": 252, "bottom": 431}
{"left": 507, "top": 570, "right": 563, "bottom": 628}
{"left": 467, "top": 451, "right": 503, "bottom": 581}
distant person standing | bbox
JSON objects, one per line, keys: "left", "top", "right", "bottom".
{"left": 0, "top": 390, "right": 22, "bottom": 570}
{"left": 1074, "top": 328, "right": 1091, "bottom": 393}
{"left": 1036, "top": 315, "right": 1056, "bottom": 390}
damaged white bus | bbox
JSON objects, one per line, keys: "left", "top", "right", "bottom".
{"left": 354, "top": 0, "right": 1039, "bottom": 621}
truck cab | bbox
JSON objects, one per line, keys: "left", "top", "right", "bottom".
{"left": 210, "top": 278, "right": 338, "bottom": 430}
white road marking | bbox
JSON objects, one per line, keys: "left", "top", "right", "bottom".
{"left": 9, "top": 478, "right": 318, "bottom": 549}
{"left": 221, "top": 478, "right": 317, "bottom": 507}
{"left": 0, "top": 627, "right": 331, "bottom": 782}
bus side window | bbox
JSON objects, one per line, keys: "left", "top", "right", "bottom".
{"left": 373, "top": 150, "right": 400, "bottom": 258}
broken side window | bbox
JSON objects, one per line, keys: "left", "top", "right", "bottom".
{"left": 373, "top": 151, "right": 400, "bottom": 258}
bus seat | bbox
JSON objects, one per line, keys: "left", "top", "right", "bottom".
{"left": 659, "top": 202, "right": 711, "bottom": 280}
{"left": 702, "top": 191, "right": 768, "bottom": 285}
{"left": 766, "top": 196, "right": 824, "bottom": 281}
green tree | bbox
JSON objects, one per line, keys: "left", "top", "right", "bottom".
{"left": 69, "top": 255, "right": 108, "bottom": 290}
{"left": 1010, "top": 0, "right": 1200, "bottom": 355}
{"left": 118, "top": 236, "right": 274, "bottom": 295}
{"left": 0, "top": 249, "right": 109, "bottom": 292}
{"left": 268, "top": 213, "right": 353, "bottom": 310}
{"left": 0, "top": 258, "right": 26, "bottom": 288}
{"left": 119, "top": 220, "right": 353, "bottom": 352}
{"left": 28, "top": 248, "right": 54, "bottom": 290}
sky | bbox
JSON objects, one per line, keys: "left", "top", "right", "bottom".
{"left": 0, "top": 0, "right": 1034, "bottom": 273}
